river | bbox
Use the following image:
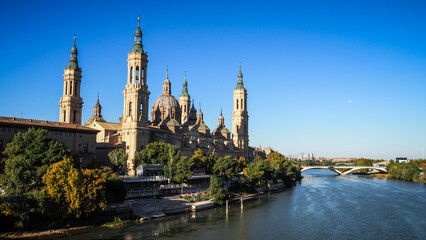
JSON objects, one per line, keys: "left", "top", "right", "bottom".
{"left": 65, "top": 170, "right": 426, "bottom": 240}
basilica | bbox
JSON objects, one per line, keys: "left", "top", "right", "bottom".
{"left": 59, "top": 17, "right": 251, "bottom": 175}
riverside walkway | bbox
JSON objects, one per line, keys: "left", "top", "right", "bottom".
{"left": 301, "top": 166, "right": 387, "bottom": 175}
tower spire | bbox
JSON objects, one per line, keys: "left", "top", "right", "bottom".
{"left": 132, "top": 15, "right": 143, "bottom": 53}
{"left": 236, "top": 62, "right": 244, "bottom": 89}
{"left": 68, "top": 34, "right": 79, "bottom": 69}
{"left": 181, "top": 71, "right": 189, "bottom": 97}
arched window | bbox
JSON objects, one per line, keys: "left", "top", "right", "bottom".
{"left": 241, "top": 98, "right": 244, "bottom": 109}
{"left": 70, "top": 82, "right": 73, "bottom": 95}
{"left": 184, "top": 105, "right": 186, "bottom": 112}
{"left": 129, "top": 102, "right": 132, "bottom": 116}
{"left": 73, "top": 110, "right": 77, "bottom": 123}
{"left": 236, "top": 99, "right": 239, "bottom": 109}
{"left": 65, "top": 82, "right": 67, "bottom": 95}
{"left": 141, "top": 67, "right": 145, "bottom": 83}
{"left": 63, "top": 110, "right": 66, "bottom": 122}
{"left": 130, "top": 67, "right": 133, "bottom": 83}
{"left": 136, "top": 66, "right": 140, "bottom": 83}
{"left": 140, "top": 103, "right": 143, "bottom": 112}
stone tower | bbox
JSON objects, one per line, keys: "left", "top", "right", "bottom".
{"left": 59, "top": 35, "right": 83, "bottom": 124}
{"left": 179, "top": 72, "right": 191, "bottom": 124}
{"left": 122, "top": 17, "right": 150, "bottom": 176}
{"left": 232, "top": 64, "right": 249, "bottom": 156}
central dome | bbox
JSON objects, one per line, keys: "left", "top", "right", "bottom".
{"left": 152, "top": 95, "right": 179, "bottom": 109}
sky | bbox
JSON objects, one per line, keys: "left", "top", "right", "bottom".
{"left": 1, "top": 0, "right": 426, "bottom": 160}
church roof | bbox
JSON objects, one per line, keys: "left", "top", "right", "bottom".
{"left": 152, "top": 95, "right": 180, "bottom": 110}
{"left": 95, "top": 121, "right": 121, "bottom": 131}
{"left": 0, "top": 116, "right": 98, "bottom": 133}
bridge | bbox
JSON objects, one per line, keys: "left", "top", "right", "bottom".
{"left": 301, "top": 166, "right": 387, "bottom": 175}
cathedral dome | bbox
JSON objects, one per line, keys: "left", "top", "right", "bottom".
{"left": 152, "top": 95, "right": 180, "bottom": 110}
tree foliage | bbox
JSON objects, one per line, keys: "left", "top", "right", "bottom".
{"left": 1, "top": 128, "right": 71, "bottom": 195}
{"left": 175, "top": 156, "right": 194, "bottom": 184}
{"left": 387, "top": 160, "right": 422, "bottom": 182}
{"left": 108, "top": 148, "right": 127, "bottom": 172}
{"left": 191, "top": 148, "right": 207, "bottom": 171}
{"left": 212, "top": 155, "right": 239, "bottom": 180}
{"left": 208, "top": 175, "right": 228, "bottom": 205}
{"left": 42, "top": 158, "right": 107, "bottom": 219}
{"left": 136, "top": 142, "right": 180, "bottom": 166}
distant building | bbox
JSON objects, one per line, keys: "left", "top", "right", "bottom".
{"left": 0, "top": 116, "right": 98, "bottom": 166}
{"left": 298, "top": 153, "right": 314, "bottom": 161}
{"left": 396, "top": 157, "right": 408, "bottom": 163}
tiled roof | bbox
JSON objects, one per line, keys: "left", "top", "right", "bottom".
{"left": 95, "top": 121, "right": 122, "bottom": 131}
{"left": 0, "top": 116, "right": 98, "bottom": 133}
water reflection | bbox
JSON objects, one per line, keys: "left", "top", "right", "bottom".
{"left": 66, "top": 169, "right": 426, "bottom": 240}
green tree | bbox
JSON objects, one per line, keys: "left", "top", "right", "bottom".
{"left": 175, "top": 156, "right": 194, "bottom": 194}
{"left": 237, "top": 156, "right": 248, "bottom": 172}
{"left": 242, "top": 160, "right": 274, "bottom": 187}
{"left": 108, "top": 148, "right": 127, "bottom": 172}
{"left": 2, "top": 128, "right": 71, "bottom": 195}
{"left": 191, "top": 148, "right": 207, "bottom": 171}
{"left": 212, "top": 155, "right": 239, "bottom": 181}
{"left": 164, "top": 147, "right": 180, "bottom": 182}
{"left": 101, "top": 167, "right": 126, "bottom": 203}
{"left": 136, "top": 142, "right": 180, "bottom": 166}
{"left": 208, "top": 175, "right": 228, "bottom": 205}
{"left": 206, "top": 153, "right": 219, "bottom": 174}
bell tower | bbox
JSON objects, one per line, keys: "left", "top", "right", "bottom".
{"left": 122, "top": 16, "right": 150, "bottom": 176}
{"left": 179, "top": 72, "right": 191, "bottom": 124}
{"left": 59, "top": 35, "right": 83, "bottom": 124}
{"left": 232, "top": 64, "right": 249, "bottom": 156}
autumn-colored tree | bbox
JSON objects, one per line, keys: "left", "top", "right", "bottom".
{"left": 42, "top": 158, "right": 107, "bottom": 219}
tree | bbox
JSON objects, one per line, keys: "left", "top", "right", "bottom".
{"left": 108, "top": 148, "right": 127, "bottom": 173}
{"left": 0, "top": 128, "right": 70, "bottom": 228}
{"left": 101, "top": 167, "right": 126, "bottom": 203}
{"left": 136, "top": 142, "right": 180, "bottom": 166}
{"left": 242, "top": 160, "right": 273, "bottom": 187}
{"left": 206, "top": 153, "right": 219, "bottom": 174}
{"left": 191, "top": 148, "right": 207, "bottom": 171}
{"left": 237, "top": 156, "right": 248, "bottom": 172}
{"left": 164, "top": 147, "right": 180, "bottom": 182}
{"left": 1, "top": 128, "right": 71, "bottom": 195}
{"left": 208, "top": 175, "right": 228, "bottom": 205}
{"left": 175, "top": 156, "right": 194, "bottom": 194}
{"left": 213, "top": 155, "right": 239, "bottom": 180}
{"left": 41, "top": 158, "right": 107, "bottom": 220}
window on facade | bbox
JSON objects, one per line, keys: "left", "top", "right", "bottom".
{"left": 241, "top": 98, "right": 244, "bottom": 109}
{"left": 236, "top": 99, "right": 239, "bottom": 109}
{"left": 65, "top": 82, "right": 68, "bottom": 95}
{"left": 129, "top": 102, "right": 132, "bottom": 116}
{"left": 136, "top": 66, "right": 140, "bottom": 83}
{"left": 64, "top": 110, "right": 66, "bottom": 122}
{"left": 73, "top": 110, "right": 76, "bottom": 123}
{"left": 70, "top": 82, "right": 73, "bottom": 95}
{"left": 130, "top": 67, "right": 133, "bottom": 83}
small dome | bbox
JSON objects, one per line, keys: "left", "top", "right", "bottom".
{"left": 152, "top": 95, "right": 180, "bottom": 110}
{"left": 71, "top": 45, "right": 78, "bottom": 54}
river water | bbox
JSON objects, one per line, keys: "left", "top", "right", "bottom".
{"left": 65, "top": 170, "right": 426, "bottom": 240}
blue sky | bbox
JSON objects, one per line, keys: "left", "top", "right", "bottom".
{"left": 1, "top": 0, "right": 426, "bottom": 159}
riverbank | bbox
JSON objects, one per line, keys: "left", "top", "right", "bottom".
{"left": 0, "top": 184, "right": 290, "bottom": 239}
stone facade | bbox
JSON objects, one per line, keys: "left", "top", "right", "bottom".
{"left": 0, "top": 117, "right": 97, "bottom": 167}
{"left": 80, "top": 18, "right": 253, "bottom": 174}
